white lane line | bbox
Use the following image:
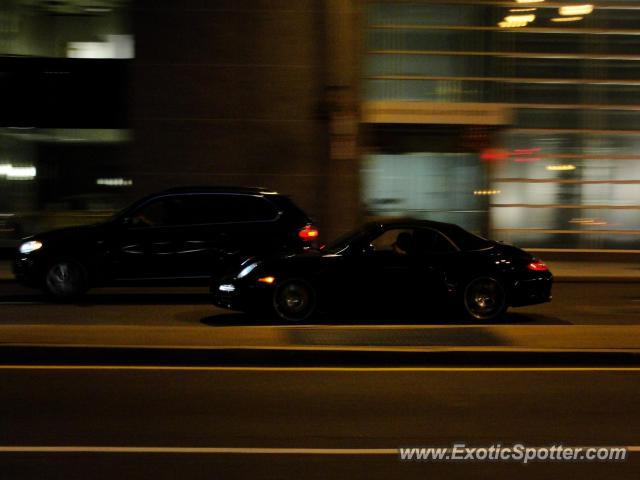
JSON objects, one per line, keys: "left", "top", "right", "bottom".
{"left": 0, "top": 446, "right": 395, "bottom": 455}
{"left": 0, "top": 365, "right": 640, "bottom": 372}
{"left": 0, "top": 446, "right": 638, "bottom": 455}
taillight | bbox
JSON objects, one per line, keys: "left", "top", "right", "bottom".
{"left": 298, "top": 225, "right": 319, "bottom": 241}
{"left": 527, "top": 261, "right": 548, "bottom": 272}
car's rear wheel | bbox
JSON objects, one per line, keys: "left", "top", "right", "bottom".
{"left": 272, "top": 279, "right": 316, "bottom": 322}
{"left": 462, "top": 276, "right": 507, "bottom": 321}
{"left": 44, "top": 259, "right": 89, "bottom": 299}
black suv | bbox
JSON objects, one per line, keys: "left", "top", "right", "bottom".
{"left": 13, "top": 186, "right": 318, "bottom": 298}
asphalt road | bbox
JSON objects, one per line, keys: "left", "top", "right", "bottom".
{"left": 1, "top": 281, "right": 639, "bottom": 478}
{"left": 0, "top": 281, "right": 639, "bottom": 326}
{"left": 1, "top": 366, "right": 638, "bottom": 479}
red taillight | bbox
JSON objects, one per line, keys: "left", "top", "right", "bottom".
{"left": 527, "top": 261, "right": 548, "bottom": 272}
{"left": 298, "top": 225, "right": 319, "bottom": 241}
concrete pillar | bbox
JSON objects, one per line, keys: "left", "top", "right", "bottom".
{"left": 321, "top": 0, "right": 362, "bottom": 241}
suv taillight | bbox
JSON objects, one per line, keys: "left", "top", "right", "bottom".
{"left": 298, "top": 225, "right": 319, "bottom": 241}
{"left": 527, "top": 261, "right": 548, "bottom": 272}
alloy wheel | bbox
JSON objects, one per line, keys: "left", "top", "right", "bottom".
{"left": 463, "top": 277, "right": 506, "bottom": 321}
{"left": 273, "top": 280, "right": 315, "bottom": 322}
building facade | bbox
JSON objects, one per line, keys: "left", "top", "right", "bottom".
{"left": 361, "top": 0, "right": 640, "bottom": 251}
{"left": 2, "top": 0, "right": 640, "bottom": 252}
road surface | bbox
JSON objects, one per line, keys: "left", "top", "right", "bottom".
{"left": 0, "top": 365, "right": 638, "bottom": 479}
{"left": 0, "top": 281, "right": 639, "bottom": 326}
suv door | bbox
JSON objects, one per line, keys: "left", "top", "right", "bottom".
{"left": 214, "top": 194, "right": 283, "bottom": 258}
{"left": 107, "top": 196, "right": 183, "bottom": 280}
{"left": 108, "top": 193, "right": 283, "bottom": 281}
{"left": 166, "top": 193, "right": 281, "bottom": 277}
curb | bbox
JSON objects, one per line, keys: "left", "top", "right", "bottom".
{"left": 1, "top": 345, "right": 640, "bottom": 367}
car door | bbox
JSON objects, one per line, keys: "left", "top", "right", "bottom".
{"left": 107, "top": 193, "right": 235, "bottom": 280}
{"left": 169, "top": 193, "right": 283, "bottom": 277}
{"left": 352, "top": 228, "right": 420, "bottom": 309}
{"left": 411, "top": 227, "right": 459, "bottom": 302}
{"left": 106, "top": 196, "right": 181, "bottom": 280}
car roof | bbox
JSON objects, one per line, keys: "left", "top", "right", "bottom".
{"left": 364, "top": 217, "right": 460, "bottom": 232}
{"left": 157, "top": 186, "right": 279, "bottom": 196}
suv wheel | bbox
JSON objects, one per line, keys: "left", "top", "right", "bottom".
{"left": 44, "top": 259, "right": 89, "bottom": 299}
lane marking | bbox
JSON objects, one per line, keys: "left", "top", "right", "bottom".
{"left": 0, "top": 447, "right": 395, "bottom": 455}
{"left": 0, "top": 446, "right": 637, "bottom": 455}
{"left": 0, "top": 365, "right": 640, "bottom": 372}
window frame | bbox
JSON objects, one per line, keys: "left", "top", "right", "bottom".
{"left": 125, "top": 193, "right": 281, "bottom": 229}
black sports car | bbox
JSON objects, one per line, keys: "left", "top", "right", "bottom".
{"left": 211, "top": 219, "right": 552, "bottom": 322}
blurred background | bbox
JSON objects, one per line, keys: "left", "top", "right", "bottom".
{"left": 1, "top": 0, "right": 640, "bottom": 251}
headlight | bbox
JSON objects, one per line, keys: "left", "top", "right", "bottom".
{"left": 19, "top": 240, "right": 43, "bottom": 254}
{"left": 237, "top": 262, "right": 259, "bottom": 279}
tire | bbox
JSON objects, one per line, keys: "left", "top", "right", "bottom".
{"left": 272, "top": 279, "right": 316, "bottom": 322}
{"left": 461, "top": 276, "right": 507, "bottom": 322}
{"left": 43, "top": 259, "right": 89, "bottom": 299}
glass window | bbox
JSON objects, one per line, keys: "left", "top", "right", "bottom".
{"left": 137, "top": 194, "right": 280, "bottom": 226}
{"left": 369, "top": 228, "right": 416, "bottom": 256}
{"left": 164, "top": 196, "right": 222, "bottom": 225}
{"left": 130, "top": 195, "right": 218, "bottom": 226}
{"left": 440, "top": 225, "right": 491, "bottom": 251}
{"left": 217, "top": 195, "right": 278, "bottom": 222}
{"left": 130, "top": 199, "right": 168, "bottom": 227}
{"left": 415, "top": 228, "right": 457, "bottom": 253}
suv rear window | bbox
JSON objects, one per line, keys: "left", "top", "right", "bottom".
{"left": 216, "top": 195, "right": 278, "bottom": 222}
{"left": 268, "top": 196, "right": 310, "bottom": 223}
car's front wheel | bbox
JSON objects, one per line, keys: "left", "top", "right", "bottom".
{"left": 462, "top": 276, "right": 507, "bottom": 321}
{"left": 272, "top": 279, "right": 316, "bottom": 322}
{"left": 43, "top": 259, "right": 89, "bottom": 299}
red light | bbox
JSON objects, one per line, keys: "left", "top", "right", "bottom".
{"left": 513, "top": 148, "right": 540, "bottom": 155}
{"left": 527, "top": 261, "right": 548, "bottom": 272}
{"left": 298, "top": 225, "right": 319, "bottom": 241}
{"left": 480, "top": 148, "right": 509, "bottom": 162}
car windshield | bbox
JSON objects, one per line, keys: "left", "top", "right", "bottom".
{"left": 324, "top": 227, "right": 371, "bottom": 254}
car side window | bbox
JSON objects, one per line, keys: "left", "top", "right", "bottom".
{"left": 129, "top": 199, "right": 169, "bottom": 227}
{"left": 166, "top": 196, "right": 222, "bottom": 225}
{"left": 128, "top": 196, "right": 207, "bottom": 227}
{"left": 370, "top": 228, "right": 415, "bottom": 256}
{"left": 414, "top": 228, "right": 457, "bottom": 254}
{"left": 217, "top": 195, "right": 278, "bottom": 222}
{"left": 129, "top": 194, "right": 279, "bottom": 227}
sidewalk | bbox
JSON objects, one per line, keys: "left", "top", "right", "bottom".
{"left": 2, "top": 260, "right": 640, "bottom": 282}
